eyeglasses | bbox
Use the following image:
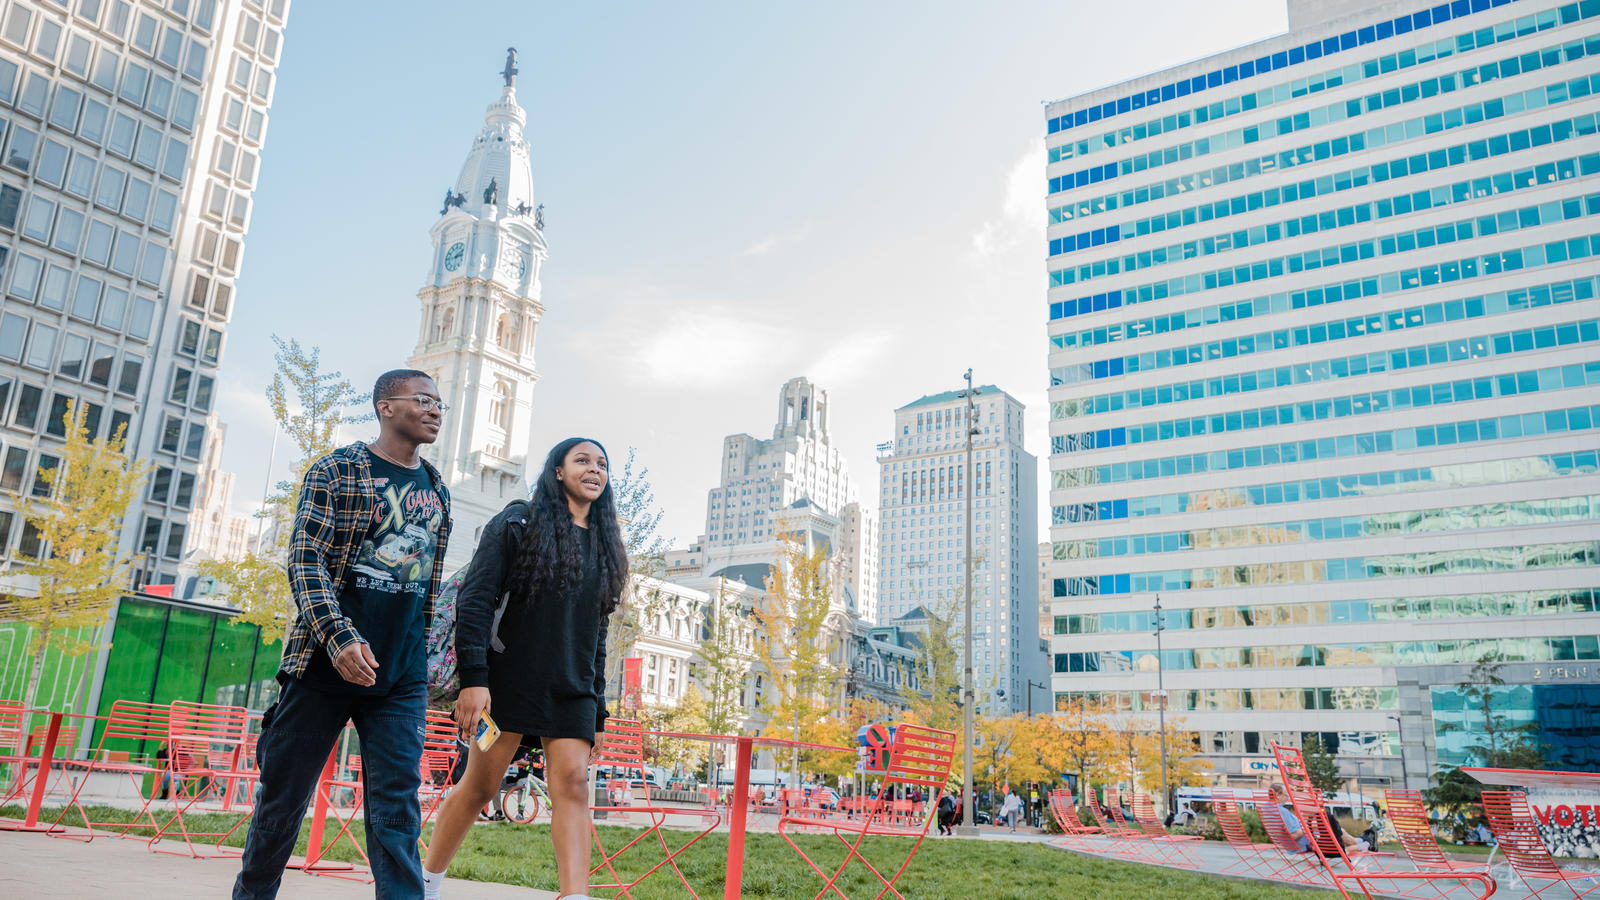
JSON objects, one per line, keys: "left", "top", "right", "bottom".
{"left": 382, "top": 394, "right": 450, "bottom": 413}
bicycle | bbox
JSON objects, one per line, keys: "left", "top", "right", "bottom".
{"left": 495, "top": 771, "right": 551, "bottom": 824}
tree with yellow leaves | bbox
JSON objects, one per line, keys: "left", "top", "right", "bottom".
{"left": 1051, "top": 695, "right": 1117, "bottom": 790}
{"left": 896, "top": 592, "right": 963, "bottom": 732}
{"left": 753, "top": 532, "right": 845, "bottom": 785}
{"left": 1135, "top": 716, "right": 1211, "bottom": 805}
{"left": 200, "top": 336, "right": 367, "bottom": 638}
{"left": 11, "top": 400, "right": 149, "bottom": 709}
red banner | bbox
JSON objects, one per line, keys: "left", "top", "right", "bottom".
{"left": 622, "top": 657, "right": 643, "bottom": 710}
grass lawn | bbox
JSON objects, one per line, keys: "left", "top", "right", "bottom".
{"left": 5, "top": 804, "right": 1325, "bottom": 899}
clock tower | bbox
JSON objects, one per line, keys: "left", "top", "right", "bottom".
{"left": 408, "top": 49, "right": 547, "bottom": 569}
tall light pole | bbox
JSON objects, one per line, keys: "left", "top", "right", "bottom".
{"left": 1025, "top": 680, "right": 1049, "bottom": 718}
{"left": 1153, "top": 594, "right": 1170, "bottom": 817}
{"left": 957, "top": 369, "right": 980, "bottom": 836}
{"left": 1388, "top": 714, "right": 1407, "bottom": 789}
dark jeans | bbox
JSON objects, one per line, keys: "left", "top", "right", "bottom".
{"left": 233, "top": 677, "right": 426, "bottom": 900}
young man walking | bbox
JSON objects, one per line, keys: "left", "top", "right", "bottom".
{"left": 234, "top": 370, "right": 452, "bottom": 900}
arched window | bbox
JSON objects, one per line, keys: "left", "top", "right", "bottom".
{"left": 495, "top": 313, "right": 516, "bottom": 351}
{"left": 434, "top": 306, "right": 454, "bottom": 342}
{"left": 489, "top": 379, "right": 513, "bottom": 431}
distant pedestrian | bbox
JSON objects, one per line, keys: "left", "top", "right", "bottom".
{"left": 937, "top": 792, "right": 956, "bottom": 835}
{"left": 1001, "top": 787, "right": 1024, "bottom": 832}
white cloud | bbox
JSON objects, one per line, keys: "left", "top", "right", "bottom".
{"left": 740, "top": 223, "right": 811, "bottom": 258}
{"left": 607, "top": 304, "right": 791, "bottom": 390}
{"left": 970, "top": 143, "right": 1047, "bottom": 260}
{"left": 807, "top": 331, "right": 892, "bottom": 387}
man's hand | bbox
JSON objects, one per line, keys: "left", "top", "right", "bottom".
{"left": 455, "top": 687, "right": 491, "bottom": 740}
{"left": 333, "top": 642, "right": 379, "bottom": 686}
{"left": 588, "top": 730, "right": 605, "bottom": 765}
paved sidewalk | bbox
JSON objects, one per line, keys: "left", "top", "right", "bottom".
{"left": 0, "top": 827, "right": 558, "bottom": 899}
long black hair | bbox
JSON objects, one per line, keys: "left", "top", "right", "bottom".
{"left": 511, "top": 437, "right": 629, "bottom": 616}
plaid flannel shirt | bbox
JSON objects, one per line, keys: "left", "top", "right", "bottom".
{"left": 279, "top": 442, "right": 452, "bottom": 679}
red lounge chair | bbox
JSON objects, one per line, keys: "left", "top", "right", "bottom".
{"left": 1047, "top": 787, "right": 1108, "bottom": 851}
{"left": 777, "top": 723, "right": 956, "bottom": 900}
{"left": 1273, "top": 743, "right": 1495, "bottom": 900}
{"left": 1482, "top": 790, "right": 1600, "bottom": 900}
{"left": 1130, "top": 792, "right": 1203, "bottom": 868}
{"left": 1255, "top": 788, "right": 1335, "bottom": 885}
{"left": 48, "top": 701, "right": 173, "bottom": 841}
{"left": 1385, "top": 787, "right": 1494, "bottom": 897}
{"left": 1212, "top": 788, "right": 1296, "bottom": 879}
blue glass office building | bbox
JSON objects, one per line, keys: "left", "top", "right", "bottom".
{"left": 1046, "top": 0, "right": 1600, "bottom": 787}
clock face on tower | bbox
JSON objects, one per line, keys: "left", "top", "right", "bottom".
{"left": 444, "top": 242, "right": 465, "bottom": 272}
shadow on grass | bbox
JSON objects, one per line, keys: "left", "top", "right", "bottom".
{"left": 4, "top": 804, "right": 1326, "bottom": 899}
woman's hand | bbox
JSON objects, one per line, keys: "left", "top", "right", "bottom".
{"left": 454, "top": 686, "right": 491, "bottom": 740}
{"left": 588, "top": 731, "right": 605, "bottom": 765}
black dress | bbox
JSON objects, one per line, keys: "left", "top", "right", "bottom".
{"left": 455, "top": 502, "right": 611, "bottom": 742}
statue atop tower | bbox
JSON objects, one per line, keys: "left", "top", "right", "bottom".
{"left": 407, "top": 52, "right": 549, "bottom": 569}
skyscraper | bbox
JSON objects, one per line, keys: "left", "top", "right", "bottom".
{"left": 407, "top": 50, "right": 546, "bottom": 570}
{"left": 692, "top": 376, "right": 877, "bottom": 621}
{"left": 878, "top": 385, "right": 1044, "bottom": 716}
{"left": 0, "top": 0, "right": 288, "bottom": 586}
{"left": 1046, "top": 0, "right": 1600, "bottom": 783}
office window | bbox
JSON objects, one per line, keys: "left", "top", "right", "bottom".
{"left": 18, "top": 520, "right": 44, "bottom": 558}
{"left": 117, "top": 353, "right": 142, "bottom": 395}
{"left": 36, "top": 139, "right": 68, "bottom": 185}
{"left": 52, "top": 207, "right": 84, "bottom": 254}
{"left": 5, "top": 125, "right": 37, "bottom": 172}
{"left": 192, "top": 374, "right": 213, "bottom": 411}
{"left": 38, "top": 265, "right": 69, "bottom": 311}
{"left": 0, "top": 447, "right": 27, "bottom": 492}
{"left": 183, "top": 421, "right": 204, "bottom": 459}
{"left": 88, "top": 342, "right": 113, "bottom": 387}
{"left": 173, "top": 472, "right": 195, "bottom": 509}
{"left": 99, "top": 284, "right": 127, "bottom": 330}
{"left": 79, "top": 98, "right": 108, "bottom": 144}
{"left": 162, "top": 522, "right": 185, "bottom": 560}
{"left": 169, "top": 366, "right": 190, "bottom": 404}
{"left": 45, "top": 393, "right": 71, "bottom": 437}
{"left": 31, "top": 453, "right": 59, "bottom": 497}
{"left": 58, "top": 333, "right": 88, "bottom": 379}
{"left": 159, "top": 414, "right": 181, "bottom": 452}
{"left": 22, "top": 196, "right": 54, "bottom": 242}
{"left": 139, "top": 516, "right": 161, "bottom": 554}
{"left": 0, "top": 313, "right": 26, "bottom": 360}
{"left": 2, "top": 6, "right": 31, "bottom": 47}
{"left": 177, "top": 319, "right": 200, "bottom": 355}
{"left": 34, "top": 18, "right": 60, "bottom": 61}
{"left": 148, "top": 465, "right": 171, "bottom": 503}
{"left": 111, "top": 229, "right": 139, "bottom": 275}
{"left": 129, "top": 297, "right": 155, "bottom": 340}
{"left": 13, "top": 384, "right": 42, "bottom": 430}
{"left": 24, "top": 323, "right": 57, "bottom": 369}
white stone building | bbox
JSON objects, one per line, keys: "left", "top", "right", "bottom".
{"left": 0, "top": 0, "right": 288, "bottom": 586}
{"left": 876, "top": 384, "right": 1046, "bottom": 716}
{"left": 694, "top": 376, "right": 878, "bottom": 622}
{"left": 406, "top": 51, "right": 546, "bottom": 570}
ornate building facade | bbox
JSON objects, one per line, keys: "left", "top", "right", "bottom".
{"left": 406, "top": 51, "right": 546, "bottom": 569}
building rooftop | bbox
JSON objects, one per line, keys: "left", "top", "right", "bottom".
{"left": 897, "top": 385, "right": 1003, "bottom": 411}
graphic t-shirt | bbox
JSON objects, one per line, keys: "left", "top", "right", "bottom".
{"left": 304, "top": 453, "right": 445, "bottom": 695}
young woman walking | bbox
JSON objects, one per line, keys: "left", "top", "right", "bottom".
{"left": 422, "top": 438, "right": 628, "bottom": 900}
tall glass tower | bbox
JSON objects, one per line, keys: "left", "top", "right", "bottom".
{"left": 1046, "top": 0, "right": 1600, "bottom": 787}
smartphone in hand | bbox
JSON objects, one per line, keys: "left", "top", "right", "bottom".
{"left": 475, "top": 710, "right": 501, "bottom": 752}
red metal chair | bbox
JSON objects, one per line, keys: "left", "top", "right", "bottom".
{"left": 1273, "top": 743, "right": 1495, "bottom": 900}
{"left": 414, "top": 711, "right": 461, "bottom": 854}
{"left": 1047, "top": 787, "right": 1109, "bottom": 851}
{"left": 777, "top": 723, "right": 956, "bottom": 900}
{"left": 1482, "top": 790, "right": 1600, "bottom": 900}
{"left": 1385, "top": 787, "right": 1495, "bottom": 897}
{"left": 588, "top": 717, "right": 722, "bottom": 900}
{"left": 0, "top": 718, "right": 79, "bottom": 811}
{"left": 47, "top": 700, "right": 172, "bottom": 841}
{"left": 1130, "top": 792, "right": 1203, "bottom": 868}
{"left": 1104, "top": 785, "right": 1160, "bottom": 861}
{"left": 148, "top": 700, "right": 252, "bottom": 858}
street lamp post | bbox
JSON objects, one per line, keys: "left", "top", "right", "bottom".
{"left": 1153, "top": 595, "right": 1170, "bottom": 817}
{"left": 957, "top": 369, "right": 980, "bottom": 836}
{"left": 1025, "top": 680, "right": 1049, "bottom": 718}
{"left": 1388, "top": 714, "right": 1407, "bottom": 789}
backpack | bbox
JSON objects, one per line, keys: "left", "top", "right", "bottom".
{"left": 426, "top": 500, "right": 529, "bottom": 706}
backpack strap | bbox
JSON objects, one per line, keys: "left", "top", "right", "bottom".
{"left": 488, "top": 499, "right": 531, "bottom": 653}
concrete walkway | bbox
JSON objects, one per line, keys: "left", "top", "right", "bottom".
{"left": 0, "top": 826, "right": 557, "bottom": 899}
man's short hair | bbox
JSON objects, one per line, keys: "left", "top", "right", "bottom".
{"left": 372, "top": 369, "right": 433, "bottom": 417}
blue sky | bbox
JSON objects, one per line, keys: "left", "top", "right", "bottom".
{"left": 221, "top": 0, "right": 1289, "bottom": 546}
